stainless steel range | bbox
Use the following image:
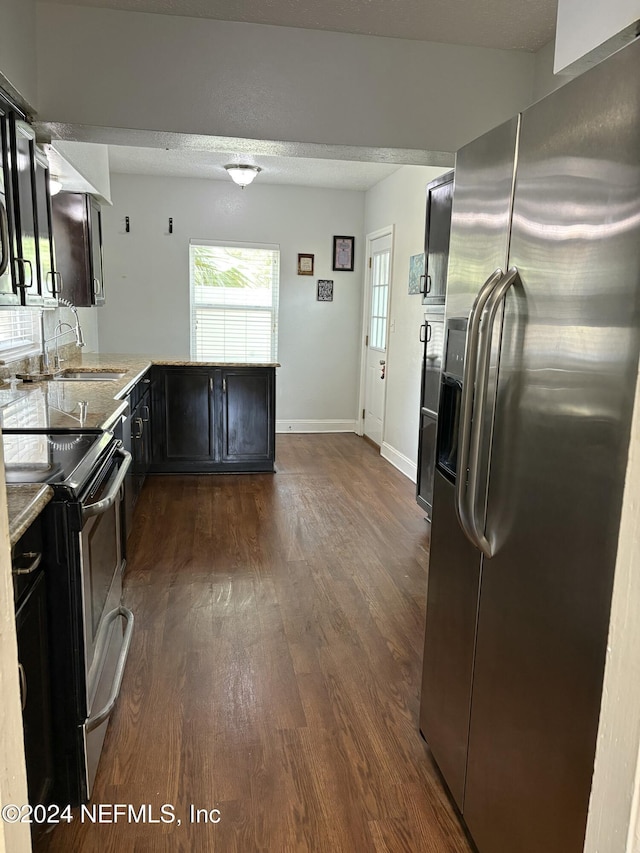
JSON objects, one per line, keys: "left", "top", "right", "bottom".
{"left": 3, "top": 428, "right": 133, "bottom": 802}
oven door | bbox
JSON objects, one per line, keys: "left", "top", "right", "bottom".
{"left": 78, "top": 444, "right": 133, "bottom": 797}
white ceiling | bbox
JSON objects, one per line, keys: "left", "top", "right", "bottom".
{"left": 107, "top": 146, "right": 404, "bottom": 191}
{"left": 37, "top": 0, "right": 558, "bottom": 52}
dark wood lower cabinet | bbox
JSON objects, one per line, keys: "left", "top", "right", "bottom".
{"left": 150, "top": 366, "right": 276, "bottom": 473}
{"left": 16, "top": 570, "right": 54, "bottom": 809}
{"left": 162, "top": 368, "right": 215, "bottom": 462}
{"left": 221, "top": 369, "right": 275, "bottom": 465}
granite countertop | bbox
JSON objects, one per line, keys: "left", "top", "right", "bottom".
{"left": 6, "top": 484, "right": 53, "bottom": 546}
{"left": 0, "top": 355, "right": 280, "bottom": 433}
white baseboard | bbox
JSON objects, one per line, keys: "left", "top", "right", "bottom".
{"left": 381, "top": 442, "right": 417, "bottom": 483}
{"left": 276, "top": 419, "right": 357, "bottom": 434}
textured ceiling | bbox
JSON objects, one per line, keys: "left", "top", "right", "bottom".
{"left": 37, "top": 0, "right": 558, "bottom": 52}
{"left": 106, "top": 146, "right": 404, "bottom": 190}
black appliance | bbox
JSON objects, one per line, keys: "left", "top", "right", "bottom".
{"left": 3, "top": 428, "right": 133, "bottom": 804}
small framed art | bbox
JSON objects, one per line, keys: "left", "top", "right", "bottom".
{"left": 297, "top": 253, "right": 314, "bottom": 275}
{"left": 332, "top": 236, "right": 355, "bottom": 271}
{"left": 408, "top": 253, "right": 425, "bottom": 295}
{"left": 317, "top": 279, "right": 334, "bottom": 301}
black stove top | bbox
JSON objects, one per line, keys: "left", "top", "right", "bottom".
{"left": 3, "top": 431, "right": 114, "bottom": 491}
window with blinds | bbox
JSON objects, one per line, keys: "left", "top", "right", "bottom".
{"left": 0, "top": 309, "right": 41, "bottom": 364}
{"left": 190, "top": 241, "right": 280, "bottom": 363}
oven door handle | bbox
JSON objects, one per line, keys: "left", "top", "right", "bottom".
{"left": 82, "top": 449, "right": 132, "bottom": 520}
{"left": 85, "top": 606, "right": 134, "bottom": 732}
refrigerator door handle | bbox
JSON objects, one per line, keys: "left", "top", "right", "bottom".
{"left": 455, "top": 267, "right": 504, "bottom": 551}
{"left": 466, "top": 266, "right": 521, "bottom": 557}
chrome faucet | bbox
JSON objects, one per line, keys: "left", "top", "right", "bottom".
{"left": 41, "top": 299, "right": 86, "bottom": 372}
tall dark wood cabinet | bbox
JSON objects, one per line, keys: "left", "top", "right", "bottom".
{"left": 151, "top": 365, "right": 276, "bottom": 473}
{"left": 51, "top": 192, "right": 105, "bottom": 306}
{"left": 416, "top": 170, "right": 454, "bottom": 516}
{"left": 422, "top": 170, "right": 454, "bottom": 304}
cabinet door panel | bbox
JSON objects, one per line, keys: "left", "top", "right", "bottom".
{"left": 88, "top": 198, "right": 104, "bottom": 305}
{"left": 0, "top": 108, "right": 20, "bottom": 304}
{"left": 34, "top": 152, "right": 57, "bottom": 305}
{"left": 11, "top": 119, "right": 40, "bottom": 304}
{"left": 222, "top": 369, "right": 273, "bottom": 461}
{"left": 51, "top": 193, "right": 91, "bottom": 307}
{"left": 163, "top": 370, "right": 213, "bottom": 460}
{"left": 16, "top": 571, "right": 54, "bottom": 806}
{"left": 423, "top": 171, "right": 454, "bottom": 304}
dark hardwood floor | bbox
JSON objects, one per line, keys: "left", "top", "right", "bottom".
{"left": 38, "top": 434, "right": 472, "bottom": 852}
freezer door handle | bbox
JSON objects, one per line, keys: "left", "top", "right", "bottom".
{"left": 461, "top": 267, "right": 520, "bottom": 558}
{"left": 455, "top": 267, "right": 504, "bottom": 553}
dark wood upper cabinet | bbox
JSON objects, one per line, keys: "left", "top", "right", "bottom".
{"left": 88, "top": 196, "right": 105, "bottom": 305}
{"left": 11, "top": 119, "right": 39, "bottom": 304}
{"left": 0, "top": 105, "right": 20, "bottom": 305}
{"left": 34, "top": 149, "right": 58, "bottom": 306}
{"left": 423, "top": 170, "right": 454, "bottom": 304}
{"left": 51, "top": 191, "right": 105, "bottom": 307}
{"left": 0, "top": 102, "right": 57, "bottom": 306}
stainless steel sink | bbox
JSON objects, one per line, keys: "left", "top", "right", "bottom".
{"left": 54, "top": 371, "right": 127, "bottom": 382}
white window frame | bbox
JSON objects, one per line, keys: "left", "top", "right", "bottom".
{"left": 189, "top": 239, "right": 280, "bottom": 363}
{"left": 0, "top": 307, "right": 41, "bottom": 364}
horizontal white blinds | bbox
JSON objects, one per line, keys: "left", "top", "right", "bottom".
{"left": 0, "top": 309, "right": 41, "bottom": 364}
{"left": 190, "top": 242, "right": 279, "bottom": 362}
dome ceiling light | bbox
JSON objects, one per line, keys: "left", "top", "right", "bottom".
{"left": 224, "top": 164, "right": 262, "bottom": 188}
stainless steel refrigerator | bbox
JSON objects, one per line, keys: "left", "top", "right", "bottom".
{"left": 419, "top": 36, "right": 640, "bottom": 853}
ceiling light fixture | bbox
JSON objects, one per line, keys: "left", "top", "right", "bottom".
{"left": 224, "top": 164, "right": 262, "bottom": 188}
{"left": 49, "top": 175, "right": 63, "bottom": 196}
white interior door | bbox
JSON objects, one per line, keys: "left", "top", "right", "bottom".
{"left": 364, "top": 232, "right": 392, "bottom": 446}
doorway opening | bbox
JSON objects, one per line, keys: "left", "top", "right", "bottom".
{"left": 358, "top": 226, "right": 394, "bottom": 447}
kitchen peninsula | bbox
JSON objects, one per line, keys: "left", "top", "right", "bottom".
{"left": 0, "top": 355, "right": 279, "bottom": 476}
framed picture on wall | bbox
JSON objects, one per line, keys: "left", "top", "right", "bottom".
{"left": 332, "top": 236, "right": 355, "bottom": 271}
{"left": 297, "top": 253, "right": 315, "bottom": 275}
{"left": 317, "top": 279, "right": 334, "bottom": 301}
{"left": 408, "top": 253, "right": 425, "bottom": 295}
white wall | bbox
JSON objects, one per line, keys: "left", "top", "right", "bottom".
{"left": 35, "top": 4, "right": 535, "bottom": 154}
{"left": 98, "top": 173, "right": 365, "bottom": 429}
{"left": 364, "top": 165, "right": 448, "bottom": 479}
{"left": 0, "top": 0, "right": 37, "bottom": 109}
